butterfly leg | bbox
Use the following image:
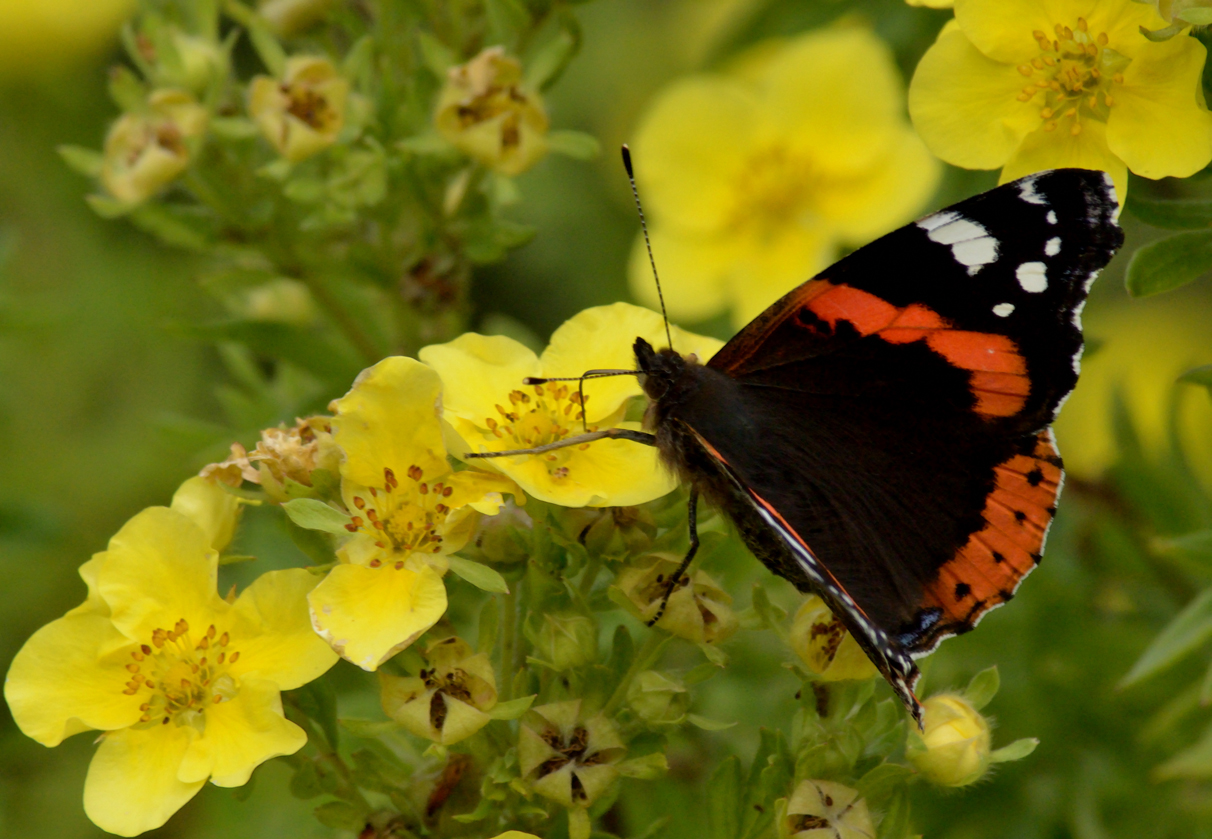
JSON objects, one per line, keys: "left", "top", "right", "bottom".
{"left": 647, "top": 487, "right": 700, "bottom": 627}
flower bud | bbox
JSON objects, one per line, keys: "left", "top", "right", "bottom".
{"left": 518, "top": 700, "right": 625, "bottom": 809}
{"left": 782, "top": 780, "right": 875, "bottom": 839}
{"left": 907, "top": 693, "right": 992, "bottom": 787}
{"left": 464, "top": 499, "right": 532, "bottom": 564}
{"left": 626, "top": 670, "right": 688, "bottom": 723}
{"left": 434, "top": 46, "right": 549, "bottom": 176}
{"left": 259, "top": 0, "right": 333, "bottom": 36}
{"left": 532, "top": 613, "right": 598, "bottom": 671}
{"left": 166, "top": 30, "right": 226, "bottom": 92}
{"left": 379, "top": 636, "right": 497, "bottom": 745}
{"left": 581, "top": 505, "right": 657, "bottom": 558}
{"left": 101, "top": 89, "right": 207, "bottom": 204}
{"left": 249, "top": 56, "right": 348, "bottom": 162}
{"left": 789, "top": 596, "right": 878, "bottom": 682}
{"left": 238, "top": 277, "right": 317, "bottom": 325}
{"left": 615, "top": 553, "right": 738, "bottom": 644}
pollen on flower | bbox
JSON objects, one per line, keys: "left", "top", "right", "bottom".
{"left": 1015, "top": 17, "right": 1127, "bottom": 136}
{"left": 125, "top": 621, "right": 240, "bottom": 729}
{"left": 479, "top": 382, "right": 595, "bottom": 480}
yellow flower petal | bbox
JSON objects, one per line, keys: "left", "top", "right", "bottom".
{"left": 331, "top": 356, "right": 448, "bottom": 488}
{"left": 4, "top": 612, "right": 141, "bottom": 746}
{"left": 178, "top": 677, "right": 307, "bottom": 786}
{"left": 632, "top": 75, "right": 761, "bottom": 232}
{"left": 419, "top": 333, "right": 542, "bottom": 425}
{"left": 766, "top": 28, "right": 907, "bottom": 175}
{"left": 308, "top": 563, "right": 447, "bottom": 670}
{"left": 999, "top": 118, "right": 1127, "bottom": 206}
{"left": 540, "top": 303, "right": 724, "bottom": 419}
{"left": 628, "top": 227, "right": 731, "bottom": 323}
{"left": 83, "top": 724, "right": 203, "bottom": 837}
{"left": 728, "top": 225, "right": 833, "bottom": 327}
{"left": 909, "top": 21, "right": 1041, "bottom": 169}
{"left": 226, "top": 569, "right": 338, "bottom": 690}
{"left": 954, "top": 0, "right": 1092, "bottom": 63}
{"left": 170, "top": 476, "right": 241, "bottom": 553}
{"left": 95, "top": 507, "right": 227, "bottom": 645}
{"left": 1107, "top": 34, "right": 1212, "bottom": 180}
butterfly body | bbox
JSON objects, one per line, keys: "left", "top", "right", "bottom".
{"left": 633, "top": 169, "right": 1123, "bottom": 722}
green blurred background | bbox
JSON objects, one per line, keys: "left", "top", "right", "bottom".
{"left": 3, "top": 1, "right": 1212, "bottom": 837}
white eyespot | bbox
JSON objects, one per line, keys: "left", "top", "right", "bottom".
{"left": 1019, "top": 177, "right": 1048, "bottom": 206}
{"left": 1017, "top": 261, "right": 1048, "bottom": 292}
{"left": 1045, "top": 237, "right": 1062, "bottom": 256}
{"left": 993, "top": 303, "right": 1015, "bottom": 317}
{"left": 917, "top": 213, "right": 999, "bottom": 274}
{"left": 1046, "top": 210, "right": 1058, "bottom": 225}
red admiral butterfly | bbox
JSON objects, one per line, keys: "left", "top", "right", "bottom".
{"left": 473, "top": 155, "right": 1123, "bottom": 727}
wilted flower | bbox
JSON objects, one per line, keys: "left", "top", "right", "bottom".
{"left": 518, "top": 700, "right": 625, "bottom": 808}
{"left": 615, "top": 553, "right": 739, "bottom": 644}
{"left": 202, "top": 416, "right": 338, "bottom": 497}
{"left": 309, "top": 356, "right": 518, "bottom": 670}
{"left": 909, "top": 0, "right": 1212, "bottom": 200}
{"left": 434, "top": 46, "right": 549, "bottom": 176}
{"left": 249, "top": 55, "right": 349, "bottom": 162}
{"left": 379, "top": 636, "right": 497, "bottom": 745}
{"left": 627, "top": 670, "right": 689, "bottom": 723}
{"left": 4, "top": 486, "right": 337, "bottom": 836}
{"left": 421, "top": 303, "right": 721, "bottom": 508}
{"left": 628, "top": 27, "right": 939, "bottom": 326}
{"left": 907, "top": 693, "right": 992, "bottom": 787}
{"left": 101, "top": 89, "right": 207, "bottom": 204}
{"left": 789, "top": 596, "right": 878, "bottom": 682}
{"left": 782, "top": 780, "right": 875, "bottom": 839}
{"left": 531, "top": 613, "right": 598, "bottom": 671}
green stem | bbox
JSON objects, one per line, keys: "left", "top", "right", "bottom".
{"left": 578, "top": 552, "right": 603, "bottom": 597}
{"left": 501, "top": 587, "right": 518, "bottom": 702}
{"left": 301, "top": 716, "right": 372, "bottom": 812}
{"left": 296, "top": 271, "right": 383, "bottom": 364}
{"left": 602, "top": 631, "right": 667, "bottom": 717}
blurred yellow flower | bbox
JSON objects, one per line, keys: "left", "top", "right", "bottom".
{"left": 907, "top": 0, "right": 954, "bottom": 6}
{"left": 379, "top": 636, "right": 497, "bottom": 745}
{"left": 907, "top": 693, "right": 991, "bottom": 786}
{"left": 435, "top": 46, "right": 549, "bottom": 176}
{"left": 789, "top": 596, "right": 878, "bottom": 682}
{"left": 908, "top": 0, "right": 1212, "bottom": 201}
{"left": 782, "top": 779, "right": 875, "bottom": 839}
{"left": 309, "top": 356, "right": 518, "bottom": 671}
{"left": 249, "top": 55, "right": 349, "bottom": 162}
{"left": 0, "top": 0, "right": 133, "bottom": 76}
{"left": 420, "top": 303, "right": 722, "bottom": 507}
{"left": 4, "top": 500, "right": 337, "bottom": 836}
{"left": 101, "top": 89, "right": 208, "bottom": 205}
{"left": 629, "top": 27, "right": 940, "bottom": 327}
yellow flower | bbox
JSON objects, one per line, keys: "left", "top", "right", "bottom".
{"left": 615, "top": 553, "right": 739, "bottom": 644}
{"left": 789, "top": 596, "right": 878, "bottom": 682}
{"left": 249, "top": 55, "right": 349, "bottom": 162}
{"left": 434, "top": 46, "right": 549, "bottom": 176}
{"left": 628, "top": 27, "right": 940, "bottom": 327}
{"left": 489, "top": 833, "right": 541, "bottom": 839}
{"left": 0, "top": 0, "right": 133, "bottom": 77}
{"left": 420, "top": 303, "right": 722, "bottom": 507}
{"left": 908, "top": 0, "right": 1212, "bottom": 201}
{"left": 379, "top": 636, "right": 497, "bottom": 745}
{"left": 906, "top": 693, "right": 992, "bottom": 786}
{"left": 907, "top": 0, "right": 953, "bottom": 6}
{"left": 782, "top": 780, "right": 875, "bottom": 839}
{"left": 308, "top": 356, "right": 519, "bottom": 671}
{"left": 4, "top": 500, "right": 337, "bottom": 836}
{"left": 101, "top": 89, "right": 208, "bottom": 205}
{"left": 518, "top": 700, "right": 625, "bottom": 808}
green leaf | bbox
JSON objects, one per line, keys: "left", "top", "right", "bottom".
{"left": 57, "top": 145, "right": 103, "bottom": 178}
{"left": 618, "top": 752, "right": 668, "bottom": 779}
{"left": 856, "top": 762, "right": 915, "bottom": 804}
{"left": 312, "top": 801, "right": 365, "bottom": 831}
{"left": 1180, "top": 364, "right": 1212, "bottom": 392}
{"left": 85, "top": 194, "right": 137, "bottom": 219}
{"left": 485, "top": 0, "right": 529, "bottom": 48}
{"left": 1125, "top": 229, "right": 1212, "bottom": 297}
{"left": 698, "top": 642, "right": 728, "bottom": 667}
{"left": 1127, "top": 194, "right": 1212, "bottom": 229}
{"left": 547, "top": 130, "right": 601, "bottom": 160}
{"left": 525, "top": 27, "right": 576, "bottom": 90}
{"left": 684, "top": 661, "right": 722, "bottom": 686}
{"left": 293, "top": 677, "right": 339, "bottom": 751}
{"left": 1121, "top": 588, "right": 1212, "bottom": 687}
{"left": 878, "top": 788, "right": 913, "bottom": 839}
{"left": 218, "top": 553, "right": 257, "bottom": 566}
{"left": 284, "top": 518, "right": 336, "bottom": 566}
{"left": 282, "top": 498, "right": 352, "bottom": 535}
{"left": 289, "top": 760, "right": 323, "bottom": 799}
{"left": 461, "top": 218, "right": 536, "bottom": 264}
{"left": 1154, "top": 722, "right": 1212, "bottom": 780}
{"left": 448, "top": 556, "right": 509, "bottom": 593}
{"left": 416, "top": 30, "right": 456, "bottom": 77}
{"left": 477, "top": 596, "right": 500, "bottom": 657}
{"left": 707, "top": 755, "right": 743, "bottom": 839}
{"left": 244, "top": 16, "right": 286, "bottom": 76}
{"left": 180, "top": 319, "right": 363, "bottom": 385}
{"left": 687, "top": 713, "right": 737, "bottom": 731}
{"left": 128, "top": 204, "right": 211, "bottom": 251}
{"left": 963, "top": 666, "right": 1000, "bottom": 710}
{"left": 488, "top": 695, "right": 536, "bottom": 720}
{"left": 1179, "top": 7, "right": 1212, "bottom": 24}
{"left": 398, "top": 132, "right": 454, "bottom": 155}
{"left": 210, "top": 117, "right": 261, "bottom": 140}
{"left": 108, "top": 65, "right": 146, "bottom": 112}
{"left": 989, "top": 737, "right": 1039, "bottom": 764}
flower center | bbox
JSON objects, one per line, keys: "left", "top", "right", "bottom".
{"left": 1015, "top": 19, "right": 1131, "bottom": 135}
{"left": 123, "top": 619, "right": 240, "bottom": 732}
{"left": 283, "top": 83, "right": 338, "bottom": 131}
{"left": 481, "top": 384, "right": 595, "bottom": 480}
{"left": 347, "top": 465, "right": 454, "bottom": 562}
{"left": 732, "top": 145, "right": 818, "bottom": 233}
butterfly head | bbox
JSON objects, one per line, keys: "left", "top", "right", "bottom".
{"left": 633, "top": 336, "right": 689, "bottom": 403}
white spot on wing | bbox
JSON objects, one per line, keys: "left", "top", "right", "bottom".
{"left": 1047, "top": 211, "right": 1057, "bottom": 225}
{"left": 1017, "top": 261, "right": 1048, "bottom": 292}
{"left": 917, "top": 213, "right": 999, "bottom": 274}
{"left": 1045, "top": 237, "right": 1061, "bottom": 256}
{"left": 1019, "top": 177, "right": 1048, "bottom": 205}
{"left": 1102, "top": 171, "right": 1122, "bottom": 222}
{"left": 993, "top": 303, "right": 1015, "bottom": 317}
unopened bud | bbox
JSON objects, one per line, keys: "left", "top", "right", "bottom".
{"left": 907, "top": 693, "right": 992, "bottom": 787}
{"left": 532, "top": 613, "right": 597, "bottom": 671}
{"left": 626, "top": 670, "right": 688, "bottom": 723}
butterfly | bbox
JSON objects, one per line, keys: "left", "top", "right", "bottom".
{"left": 473, "top": 158, "right": 1123, "bottom": 727}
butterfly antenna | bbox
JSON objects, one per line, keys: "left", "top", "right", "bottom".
{"left": 622, "top": 144, "right": 673, "bottom": 351}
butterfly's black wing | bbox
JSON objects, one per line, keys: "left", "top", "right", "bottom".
{"left": 660, "top": 170, "right": 1121, "bottom": 717}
